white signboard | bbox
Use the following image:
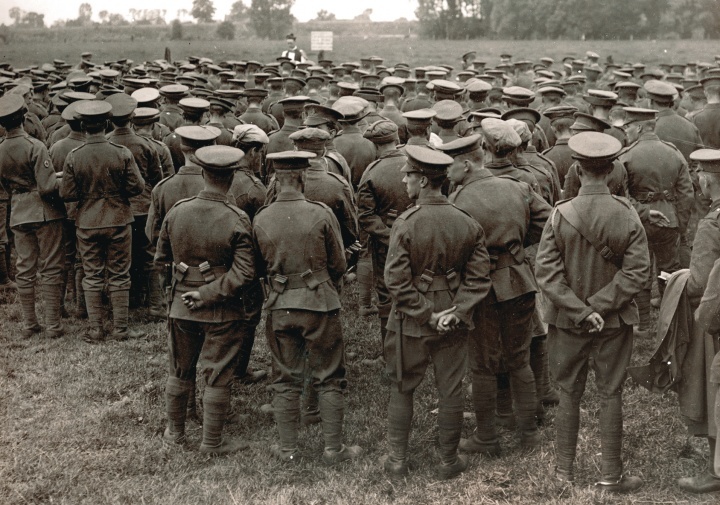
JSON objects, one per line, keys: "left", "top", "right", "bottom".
{"left": 311, "top": 31, "right": 333, "bottom": 51}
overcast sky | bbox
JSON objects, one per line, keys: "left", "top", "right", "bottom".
{"left": 1, "top": 0, "right": 418, "bottom": 26}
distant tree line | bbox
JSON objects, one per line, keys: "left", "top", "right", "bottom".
{"left": 417, "top": 0, "right": 720, "bottom": 40}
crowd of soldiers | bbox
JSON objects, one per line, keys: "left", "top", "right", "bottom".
{"left": 1, "top": 44, "right": 720, "bottom": 493}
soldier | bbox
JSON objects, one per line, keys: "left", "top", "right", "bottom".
{"left": 59, "top": 101, "right": 146, "bottom": 342}
{"left": 542, "top": 105, "right": 578, "bottom": 190}
{"left": 646, "top": 80, "right": 703, "bottom": 162}
{"left": 381, "top": 145, "right": 491, "bottom": 479}
{"left": 480, "top": 118, "right": 540, "bottom": 192}
{"left": 332, "top": 96, "right": 376, "bottom": 190}
{"left": 163, "top": 97, "right": 210, "bottom": 172}
{"left": 692, "top": 76, "right": 720, "bottom": 149}
{"left": 206, "top": 97, "right": 235, "bottom": 146}
{"left": 9, "top": 84, "right": 47, "bottom": 143}
{"left": 685, "top": 84, "right": 708, "bottom": 120}
{"left": 265, "top": 96, "right": 311, "bottom": 181}
{"left": 302, "top": 104, "right": 352, "bottom": 183}
{"left": 563, "top": 113, "right": 629, "bottom": 199}
{"left": 536, "top": 131, "right": 649, "bottom": 492}
{"left": 156, "top": 145, "right": 256, "bottom": 455}
{"left": 357, "top": 120, "right": 412, "bottom": 364}
{"left": 238, "top": 88, "right": 279, "bottom": 134}
{"left": 266, "top": 128, "right": 358, "bottom": 250}
{"left": 440, "top": 134, "right": 550, "bottom": 456}
{"left": 677, "top": 148, "right": 720, "bottom": 493}
{"left": 619, "top": 107, "right": 694, "bottom": 335}
{"left": 400, "top": 79, "right": 433, "bottom": 113}
{"left": 158, "top": 84, "right": 188, "bottom": 132}
{"left": 503, "top": 110, "right": 560, "bottom": 204}
{"left": 0, "top": 94, "right": 65, "bottom": 337}
{"left": 582, "top": 89, "right": 626, "bottom": 146}
{"left": 150, "top": 125, "right": 220, "bottom": 308}
{"left": 465, "top": 80, "right": 492, "bottom": 111}
{"left": 48, "top": 100, "right": 87, "bottom": 319}
{"left": 228, "top": 125, "right": 269, "bottom": 385}
{"left": 378, "top": 82, "right": 408, "bottom": 144}
{"left": 131, "top": 88, "right": 172, "bottom": 141}
{"left": 502, "top": 86, "right": 549, "bottom": 151}
{"left": 106, "top": 93, "right": 164, "bottom": 309}
{"left": 432, "top": 100, "right": 464, "bottom": 143}
{"left": 253, "top": 151, "right": 362, "bottom": 464}
{"left": 132, "top": 108, "right": 175, "bottom": 179}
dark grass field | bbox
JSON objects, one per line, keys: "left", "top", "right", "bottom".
{"left": 0, "top": 280, "right": 717, "bottom": 504}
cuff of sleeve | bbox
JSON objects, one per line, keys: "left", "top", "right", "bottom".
{"left": 572, "top": 306, "right": 594, "bottom": 327}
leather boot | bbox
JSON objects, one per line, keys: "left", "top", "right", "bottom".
{"left": 436, "top": 396, "right": 467, "bottom": 480}
{"left": 164, "top": 376, "right": 192, "bottom": 445}
{"left": 42, "top": 284, "right": 64, "bottom": 338}
{"left": 510, "top": 366, "right": 540, "bottom": 450}
{"left": 302, "top": 383, "right": 321, "bottom": 426}
{"left": 677, "top": 437, "right": 720, "bottom": 492}
{"left": 74, "top": 267, "right": 87, "bottom": 319}
{"left": 496, "top": 372, "right": 517, "bottom": 429}
{"left": 599, "top": 394, "right": 624, "bottom": 483}
{"left": 110, "top": 290, "right": 146, "bottom": 340}
{"left": 272, "top": 390, "right": 301, "bottom": 462}
{"left": 199, "top": 385, "right": 248, "bottom": 454}
{"left": 147, "top": 271, "right": 166, "bottom": 321}
{"left": 83, "top": 290, "right": 104, "bottom": 343}
{"left": 319, "top": 389, "right": 362, "bottom": 465}
{"left": 555, "top": 391, "right": 580, "bottom": 481}
{"left": 18, "top": 287, "right": 41, "bottom": 337}
{"left": 382, "top": 389, "right": 413, "bottom": 476}
{"left": 530, "top": 336, "right": 559, "bottom": 409}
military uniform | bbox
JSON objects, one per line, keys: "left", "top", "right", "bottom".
{"left": 106, "top": 122, "right": 163, "bottom": 306}
{"left": 266, "top": 155, "right": 358, "bottom": 249}
{"left": 563, "top": 159, "right": 628, "bottom": 199}
{"left": 155, "top": 145, "right": 258, "bottom": 454}
{"left": 692, "top": 103, "right": 720, "bottom": 149}
{"left": 159, "top": 103, "right": 184, "bottom": 131}
{"left": 619, "top": 123, "right": 694, "bottom": 311}
{"left": 49, "top": 125, "right": 86, "bottom": 317}
{"left": 525, "top": 146, "right": 561, "bottom": 204}
{"left": 446, "top": 144, "right": 551, "bottom": 453}
{"left": 535, "top": 132, "right": 650, "bottom": 489}
{"left": 229, "top": 162, "right": 267, "bottom": 222}
{"left": 543, "top": 138, "right": 574, "bottom": 189}
{"left": 357, "top": 146, "right": 412, "bottom": 340}
{"left": 0, "top": 96, "right": 66, "bottom": 337}
{"left": 382, "top": 146, "right": 491, "bottom": 479}
{"left": 59, "top": 101, "right": 146, "bottom": 340}
{"left": 238, "top": 107, "right": 279, "bottom": 135}
{"left": 656, "top": 108, "right": 703, "bottom": 163}
{"left": 253, "top": 151, "right": 359, "bottom": 463}
{"left": 334, "top": 123, "right": 377, "bottom": 190}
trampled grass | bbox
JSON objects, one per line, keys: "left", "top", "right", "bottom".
{"left": 0, "top": 282, "right": 717, "bottom": 504}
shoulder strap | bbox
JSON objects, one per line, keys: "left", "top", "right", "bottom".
{"left": 556, "top": 201, "right": 622, "bottom": 268}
